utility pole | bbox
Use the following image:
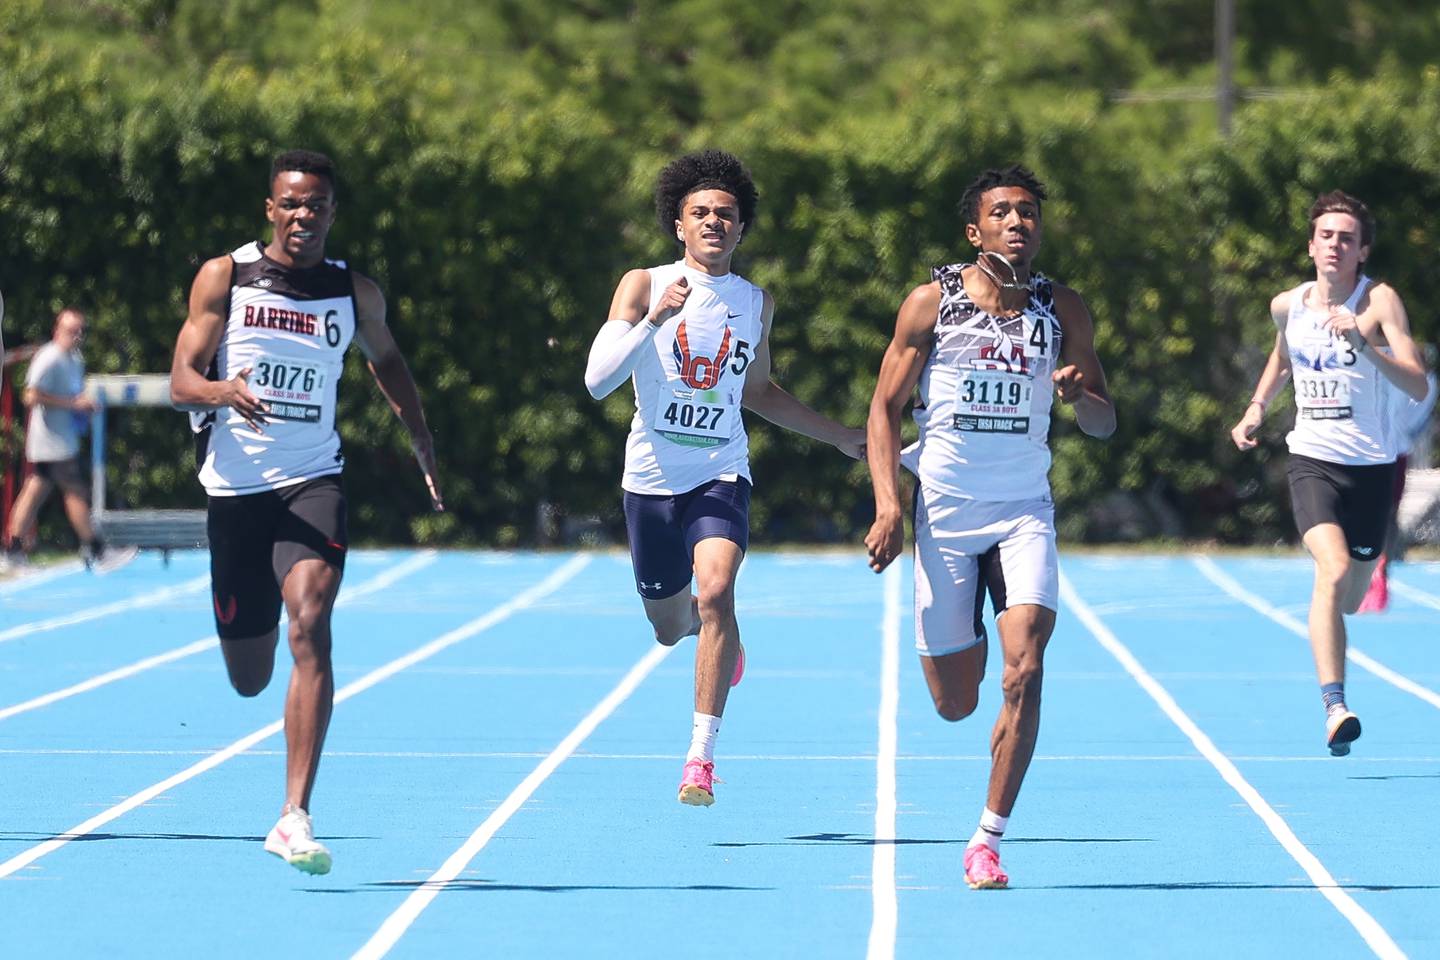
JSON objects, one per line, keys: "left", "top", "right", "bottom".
{"left": 1216, "top": 0, "right": 1235, "bottom": 137}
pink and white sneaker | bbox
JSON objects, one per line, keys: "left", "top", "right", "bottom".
{"left": 963, "top": 844, "right": 1009, "bottom": 890}
{"left": 678, "top": 758, "right": 716, "bottom": 806}
{"left": 264, "top": 807, "right": 332, "bottom": 875}
{"left": 731, "top": 643, "right": 746, "bottom": 688}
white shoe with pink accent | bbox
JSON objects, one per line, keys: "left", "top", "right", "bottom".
{"left": 264, "top": 807, "right": 332, "bottom": 875}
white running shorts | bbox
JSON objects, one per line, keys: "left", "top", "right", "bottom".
{"left": 912, "top": 486, "right": 1059, "bottom": 657}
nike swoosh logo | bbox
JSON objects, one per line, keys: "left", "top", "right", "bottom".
{"left": 727, "top": 312, "right": 741, "bottom": 318}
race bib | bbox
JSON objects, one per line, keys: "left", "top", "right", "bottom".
{"left": 652, "top": 386, "right": 734, "bottom": 447}
{"left": 251, "top": 356, "right": 327, "bottom": 423}
{"left": 1295, "top": 373, "right": 1352, "bottom": 420}
{"left": 953, "top": 369, "right": 1031, "bottom": 434}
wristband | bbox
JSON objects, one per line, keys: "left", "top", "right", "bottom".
{"left": 1248, "top": 398, "right": 1267, "bottom": 413}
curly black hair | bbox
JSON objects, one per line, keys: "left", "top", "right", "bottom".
{"left": 957, "top": 164, "right": 1047, "bottom": 226}
{"left": 270, "top": 149, "right": 338, "bottom": 195}
{"left": 654, "top": 150, "right": 759, "bottom": 244}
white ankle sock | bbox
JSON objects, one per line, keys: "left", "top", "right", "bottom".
{"left": 968, "top": 807, "right": 1008, "bottom": 853}
{"left": 687, "top": 712, "right": 721, "bottom": 762}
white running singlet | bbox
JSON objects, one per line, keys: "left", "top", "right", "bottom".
{"left": 909, "top": 263, "right": 1064, "bottom": 501}
{"left": 620, "top": 261, "right": 765, "bottom": 496}
{"left": 1284, "top": 276, "right": 1395, "bottom": 466}
{"left": 194, "top": 242, "right": 357, "bottom": 495}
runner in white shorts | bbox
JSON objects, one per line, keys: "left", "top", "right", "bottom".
{"left": 865, "top": 165, "right": 1115, "bottom": 891}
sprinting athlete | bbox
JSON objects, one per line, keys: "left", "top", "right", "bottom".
{"left": 1231, "top": 190, "right": 1428, "bottom": 756}
{"left": 865, "top": 165, "right": 1115, "bottom": 890}
{"left": 170, "top": 149, "right": 442, "bottom": 875}
{"left": 585, "top": 150, "right": 864, "bottom": 806}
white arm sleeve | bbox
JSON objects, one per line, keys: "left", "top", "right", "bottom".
{"left": 584, "top": 318, "right": 658, "bottom": 399}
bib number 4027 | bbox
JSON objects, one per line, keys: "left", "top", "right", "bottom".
{"left": 663, "top": 402, "right": 724, "bottom": 431}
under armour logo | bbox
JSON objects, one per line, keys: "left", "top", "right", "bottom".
{"left": 640, "top": 580, "right": 663, "bottom": 591}
{"left": 214, "top": 592, "right": 238, "bottom": 625}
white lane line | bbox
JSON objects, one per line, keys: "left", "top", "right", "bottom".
{"left": 0, "top": 560, "right": 87, "bottom": 597}
{"left": 1193, "top": 555, "right": 1440, "bottom": 711}
{"left": 1389, "top": 578, "right": 1440, "bottom": 612}
{"left": 0, "top": 551, "right": 440, "bottom": 723}
{"left": 0, "top": 554, "right": 588, "bottom": 880}
{"left": 1061, "top": 572, "right": 1406, "bottom": 960}
{"left": 6, "top": 748, "right": 1440, "bottom": 763}
{"left": 351, "top": 633, "right": 676, "bottom": 960}
{"left": 866, "top": 563, "right": 901, "bottom": 960}
{"left": 0, "top": 576, "right": 209, "bottom": 644}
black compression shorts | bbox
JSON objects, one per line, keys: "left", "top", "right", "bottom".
{"left": 206, "top": 474, "right": 347, "bottom": 640}
{"left": 1286, "top": 453, "right": 1396, "bottom": 561}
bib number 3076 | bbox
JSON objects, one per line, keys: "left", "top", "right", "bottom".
{"left": 252, "top": 357, "right": 325, "bottom": 423}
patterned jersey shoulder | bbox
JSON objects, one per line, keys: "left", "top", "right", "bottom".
{"left": 229, "top": 242, "right": 352, "bottom": 301}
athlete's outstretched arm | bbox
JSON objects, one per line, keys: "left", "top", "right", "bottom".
{"left": 864, "top": 283, "right": 938, "bottom": 573}
{"left": 170, "top": 256, "right": 269, "bottom": 431}
{"left": 1328, "top": 283, "right": 1429, "bottom": 400}
{"left": 352, "top": 274, "right": 443, "bottom": 511}
{"left": 740, "top": 291, "right": 865, "bottom": 457}
{"left": 1231, "top": 292, "right": 1295, "bottom": 451}
{"left": 1052, "top": 285, "right": 1116, "bottom": 439}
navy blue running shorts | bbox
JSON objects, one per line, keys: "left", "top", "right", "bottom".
{"left": 622, "top": 477, "right": 751, "bottom": 600}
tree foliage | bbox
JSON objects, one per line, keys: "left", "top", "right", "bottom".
{"left": 2, "top": 1, "right": 1436, "bottom": 546}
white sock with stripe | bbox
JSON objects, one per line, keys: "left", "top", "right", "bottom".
{"left": 968, "top": 807, "right": 1008, "bottom": 853}
{"left": 687, "top": 712, "right": 721, "bottom": 763}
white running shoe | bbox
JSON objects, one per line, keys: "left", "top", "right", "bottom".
{"left": 264, "top": 808, "right": 332, "bottom": 875}
{"left": 87, "top": 544, "right": 139, "bottom": 575}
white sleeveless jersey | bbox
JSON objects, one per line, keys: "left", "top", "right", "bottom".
{"left": 195, "top": 242, "right": 357, "bottom": 495}
{"left": 620, "top": 261, "right": 765, "bottom": 495}
{"left": 1284, "top": 276, "right": 1395, "bottom": 465}
{"left": 909, "top": 263, "right": 1064, "bottom": 501}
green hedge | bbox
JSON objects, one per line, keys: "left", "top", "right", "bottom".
{"left": 2, "top": 3, "right": 1436, "bottom": 547}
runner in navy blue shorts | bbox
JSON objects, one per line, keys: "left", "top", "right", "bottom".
{"left": 585, "top": 151, "right": 864, "bottom": 805}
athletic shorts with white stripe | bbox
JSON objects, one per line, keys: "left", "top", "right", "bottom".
{"left": 912, "top": 486, "right": 1059, "bottom": 657}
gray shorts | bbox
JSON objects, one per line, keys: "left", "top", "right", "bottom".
{"left": 31, "top": 456, "right": 88, "bottom": 497}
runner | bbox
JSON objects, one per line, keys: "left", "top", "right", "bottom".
{"left": 585, "top": 149, "right": 864, "bottom": 806}
{"left": 865, "top": 164, "right": 1115, "bottom": 889}
{"left": 170, "top": 149, "right": 443, "bottom": 874}
{"left": 1230, "top": 190, "right": 1428, "bottom": 755}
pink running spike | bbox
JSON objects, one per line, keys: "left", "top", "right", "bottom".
{"left": 963, "top": 844, "right": 1009, "bottom": 890}
{"left": 678, "top": 758, "right": 715, "bottom": 806}
{"left": 1355, "top": 566, "right": 1388, "bottom": 614}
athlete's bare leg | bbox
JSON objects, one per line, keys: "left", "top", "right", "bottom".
{"left": 279, "top": 557, "right": 342, "bottom": 812}
{"left": 920, "top": 640, "right": 988, "bottom": 722}
{"left": 1301, "top": 524, "right": 1377, "bottom": 684}
{"left": 984, "top": 604, "right": 1054, "bottom": 817}
{"left": 4, "top": 475, "right": 51, "bottom": 547}
{"left": 691, "top": 536, "right": 744, "bottom": 717}
{"left": 59, "top": 489, "right": 95, "bottom": 545}
{"left": 642, "top": 591, "right": 701, "bottom": 647}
